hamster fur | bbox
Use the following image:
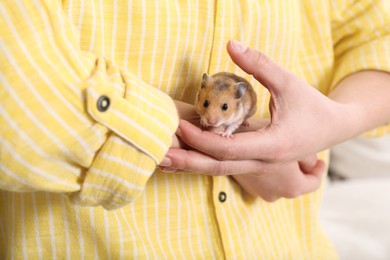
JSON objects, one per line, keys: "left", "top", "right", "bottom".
{"left": 195, "top": 72, "right": 257, "bottom": 137}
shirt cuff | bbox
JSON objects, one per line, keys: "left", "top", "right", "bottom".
{"left": 85, "top": 58, "right": 178, "bottom": 163}
{"left": 69, "top": 58, "right": 178, "bottom": 209}
{"left": 69, "top": 135, "right": 156, "bottom": 210}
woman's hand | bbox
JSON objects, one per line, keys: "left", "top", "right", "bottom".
{"left": 166, "top": 40, "right": 390, "bottom": 199}
{"left": 169, "top": 40, "right": 387, "bottom": 165}
{"left": 163, "top": 128, "right": 325, "bottom": 201}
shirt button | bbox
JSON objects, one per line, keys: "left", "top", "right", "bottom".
{"left": 218, "top": 191, "right": 227, "bottom": 203}
{"left": 97, "top": 96, "right": 110, "bottom": 112}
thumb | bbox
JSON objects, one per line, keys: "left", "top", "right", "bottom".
{"left": 226, "top": 40, "right": 292, "bottom": 94}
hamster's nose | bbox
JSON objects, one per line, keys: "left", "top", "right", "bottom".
{"left": 207, "top": 118, "right": 216, "bottom": 125}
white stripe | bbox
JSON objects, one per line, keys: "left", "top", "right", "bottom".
{"left": 0, "top": 46, "right": 79, "bottom": 164}
{"left": 141, "top": 189, "right": 159, "bottom": 259}
{"left": 0, "top": 139, "right": 80, "bottom": 190}
{"left": 229, "top": 0, "right": 235, "bottom": 74}
{"left": 74, "top": 206, "right": 85, "bottom": 260}
{"left": 123, "top": 0, "right": 132, "bottom": 70}
{"left": 100, "top": 152, "right": 151, "bottom": 176}
{"left": 250, "top": 0, "right": 261, "bottom": 97}
{"left": 120, "top": 208, "right": 139, "bottom": 257}
{"left": 137, "top": 0, "right": 146, "bottom": 77}
{"left": 277, "top": 0, "right": 287, "bottom": 65}
{"left": 218, "top": 184, "right": 237, "bottom": 258}
{"left": 113, "top": 211, "right": 124, "bottom": 260}
{"left": 82, "top": 183, "right": 134, "bottom": 202}
{"left": 310, "top": 0, "right": 332, "bottom": 68}
{"left": 197, "top": 175, "right": 215, "bottom": 259}
{"left": 33, "top": 0, "right": 88, "bottom": 77}
{"left": 173, "top": 175, "right": 185, "bottom": 259}
{"left": 180, "top": 175, "right": 196, "bottom": 258}
{"left": 299, "top": 196, "right": 310, "bottom": 259}
{"left": 157, "top": 0, "right": 171, "bottom": 91}
{"left": 0, "top": 9, "right": 94, "bottom": 155}
{"left": 89, "top": 208, "right": 99, "bottom": 260}
{"left": 67, "top": 0, "right": 73, "bottom": 19}
{"left": 0, "top": 108, "right": 80, "bottom": 176}
{"left": 259, "top": 0, "right": 272, "bottom": 117}
{"left": 191, "top": 175, "right": 205, "bottom": 259}
{"left": 59, "top": 195, "right": 71, "bottom": 260}
{"left": 215, "top": 0, "right": 226, "bottom": 72}
{"left": 153, "top": 176, "right": 168, "bottom": 259}
{"left": 180, "top": 0, "right": 199, "bottom": 100}
{"left": 103, "top": 210, "right": 112, "bottom": 260}
{"left": 77, "top": 0, "right": 85, "bottom": 32}
{"left": 11, "top": 193, "right": 15, "bottom": 260}
{"left": 20, "top": 1, "right": 83, "bottom": 91}
{"left": 300, "top": 8, "right": 319, "bottom": 84}
{"left": 228, "top": 185, "right": 255, "bottom": 258}
{"left": 99, "top": 0, "right": 105, "bottom": 57}
{"left": 90, "top": 87, "right": 172, "bottom": 146}
{"left": 88, "top": 88, "right": 169, "bottom": 162}
{"left": 46, "top": 193, "right": 57, "bottom": 259}
{"left": 113, "top": 109, "right": 169, "bottom": 154}
{"left": 172, "top": 0, "right": 192, "bottom": 98}
{"left": 164, "top": 174, "right": 177, "bottom": 259}
{"left": 125, "top": 87, "right": 177, "bottom": 126}
{"left": 149, "top": 0, "right": 160, "bottom": 85}
{"left": 165, "top": 0, "right": 181, "bottom": 95}
{"left": 113, "top": 94, "right": 173, "bottom": 135}
{"left": 111, "top": 0, "right": 118, "bottom": 61}
{"left": 20, "top": 194, "right": 28, "bottom": 260}
{"left": 0, "top": 160, "right": 40, "bottom": 191}
{"left": 192, "top": 0, "right": 213, "bottom": 99}
{"left": 193, "top": 175, "right": 207, "bottom": 259}
{"left": 89, "top": 168, "right": 144, "bottom": 191}
{"left": 89, "top": 0, "right": 96, "bottom": 52}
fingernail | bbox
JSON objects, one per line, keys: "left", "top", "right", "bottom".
{"left": 162, "top": 167, "right": 177, "bottom": 173}
{"left": 230, "top": 40, "right": 247, "bottom": 53}
{"left": 160, "top": 157, "right": 172, "bottom": 167}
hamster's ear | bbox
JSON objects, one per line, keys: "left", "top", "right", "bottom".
{"left": 201, "top": 73, "right": 212, "bottom": 88}
{"left": 235, "top": 82, "right": 247, "bottom": 99}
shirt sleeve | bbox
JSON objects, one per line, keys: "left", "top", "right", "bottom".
{"left": 0, "top": 1, "right": 178, "bottom": 209}
{"left": 330, "top": 0, "right": 390, "bottom": 136}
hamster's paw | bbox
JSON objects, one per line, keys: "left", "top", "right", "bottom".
{"left": 241, "top": 119, "right": 250, "bottom": 127}
{"left": 219, "top": 132, "right": 234, "bottom": 138}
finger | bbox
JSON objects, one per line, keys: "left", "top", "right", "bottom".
{"left": 299, "top": 159, "right": 325, "bottom": 194}
{"left": 177, "top": 119, "right": 280, "bottom": 162}
{"left": 298, "top": 154, "right": 318, "bottom": 173}
{"left": 226, "top": 40, "right": 295, "bottom": 94}
{"left": 163, "top": 148, "right": 277, "bottom": 176}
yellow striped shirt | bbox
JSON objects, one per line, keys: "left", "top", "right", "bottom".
{"left": 1, "top": 0, "right": 389, "bottom": 259}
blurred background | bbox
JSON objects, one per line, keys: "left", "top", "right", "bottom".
{"left": 320, "top": 135, "right": 390, "bottom": 259}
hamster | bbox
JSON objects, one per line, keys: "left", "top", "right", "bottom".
{"left": 195, "top": 72, "right": 257, "bottom": 137}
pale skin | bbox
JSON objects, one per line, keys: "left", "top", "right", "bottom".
{"left": 161, "top": 40, "right": 390, "bottom": 202}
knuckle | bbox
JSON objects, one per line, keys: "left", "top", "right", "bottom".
{"left": 284, "top": 185, "right": 303, "bottom": 199}
{"left": 262, "top": 194, "right": 279, "bottom": 203}
{"left": 253, "top": 51, "right": 270, "bottom": 68}
{"left": 220, "top": 144, "right": 237, "bottom": 160}
{"left": 211, "top": 161, "right": 228, "bottom": 176}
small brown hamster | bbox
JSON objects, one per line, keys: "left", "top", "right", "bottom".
{"left": 195, "top": 72, "right": 257, "bottom": 137}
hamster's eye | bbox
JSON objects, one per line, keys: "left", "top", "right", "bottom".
{"left": 203, "top": 100, "right": 209, "bottom": 108}
{"left": 221, "top": 103, "right": 228, "bottom": 111}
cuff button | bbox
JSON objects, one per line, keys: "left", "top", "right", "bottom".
{"left": 97, "top": 96, "right": 110, "bottom": 112}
